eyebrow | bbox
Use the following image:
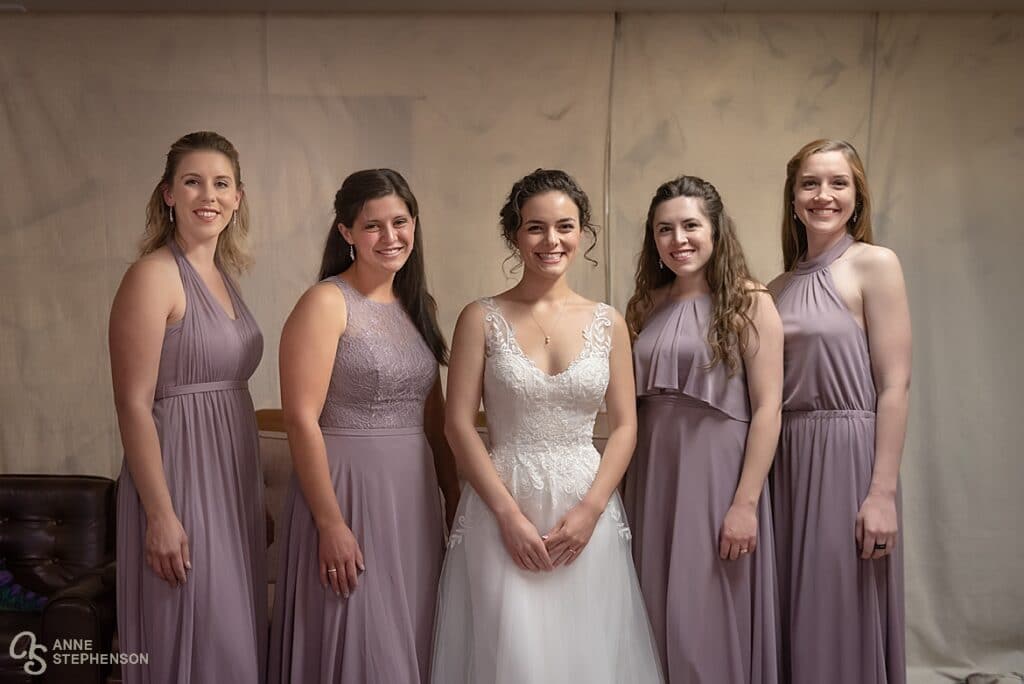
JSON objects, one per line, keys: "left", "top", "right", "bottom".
{"left": 520, "top": 218, "right": 577, "bottom": 225}
{"left": 363, "top": 213, "right": 410, "bottom": 223}
{"left": 181, "top": 172, "right": 233, "bottom": 180}
{"left": 800, "top": 173, "right": 851, "bottom": 180}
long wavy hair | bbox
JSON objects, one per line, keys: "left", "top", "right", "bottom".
{"left": 625, "top": 175, "right": 757, "bottom": 376}
{"left": 319, "top": 168, "right": 448, "bottom": 365}
{"left": 141, "top": 131, "right": 252, "bottom": 275}
{"left": 782, "top": 138, "right": 874, "bottom": 271}
{"left": 498, "top": 168, "right": 599, "bottom": 273}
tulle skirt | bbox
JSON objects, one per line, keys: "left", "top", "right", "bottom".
{"left": 431, "top": 443, "right": 664, "bottom": 684}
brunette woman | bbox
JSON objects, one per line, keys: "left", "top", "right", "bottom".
{"left": 268, "top": 169, "right": 458, "bottom": 684}
{"left": 624, "top": 175, "right": 782, "bottom": 683}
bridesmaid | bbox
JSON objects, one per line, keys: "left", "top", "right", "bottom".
{"left": 268, "top": 169, "right": 459, "bottom": 684}
{"left": 110, "top": 131, "right": 267, "bottom": 683}
{"left": 624, "top": 175, "right": 783, "bottom": 683}
{"left": 770, "top": 139, "right": 910, "bottom": 684}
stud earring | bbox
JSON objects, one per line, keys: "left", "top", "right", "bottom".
{"left": 349, "top": 244, "right": 355, "bottom": 260}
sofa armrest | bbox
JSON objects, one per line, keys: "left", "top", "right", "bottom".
{"left": 40, "top": 562, "right": 116, "bottom": 684}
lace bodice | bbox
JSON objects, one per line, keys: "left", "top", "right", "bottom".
{"left": 479, "top": 297, "right": 613, "bottom": 499}
{"left": 446, "top": 297, "right": 631, "bottom": 549}
{"left": 318, "top": 276, "right": 437, "bottom": 429}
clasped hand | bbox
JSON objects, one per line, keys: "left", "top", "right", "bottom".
{"left": 498, "top": 501, "right": 602, "bottom": 572}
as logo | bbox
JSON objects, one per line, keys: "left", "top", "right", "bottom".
{"left": 9, "top": 631, "right": 47, "bottom": 675}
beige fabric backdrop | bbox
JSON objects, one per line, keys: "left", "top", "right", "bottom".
{"left": 1, "top": 11, "right": 1020, "bottom": 681}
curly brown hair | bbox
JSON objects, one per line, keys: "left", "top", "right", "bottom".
{"left": 625, "top": 175, "right": 758, "bottom": 376}
{"left": 141, "top": 131, "right": 252, "bottom": 275}
{"left": 781, "top": 138, "right": 873, "bottom": 271}
{"left": 498, "top": 168, "right": 599, "bottom": 273}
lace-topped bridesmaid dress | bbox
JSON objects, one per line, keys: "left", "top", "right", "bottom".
{"left": 268, "top": 276, "right": 445, "bottom": 684}
{"left": 431, "top": 298, "right": 663, "bottom": 684}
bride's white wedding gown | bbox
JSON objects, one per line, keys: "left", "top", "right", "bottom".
{"left": 431, "top": 298, "right": 663, "bottom": 684}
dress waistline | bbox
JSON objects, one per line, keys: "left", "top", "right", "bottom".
{"left": 783, "top": 408, "right": 874, "bottom": 420}
{"left": 320, "top": 425, "right": 425, "bottom": 437}
{"left": 154, "top": 380, "right": 248, "bottom": 400}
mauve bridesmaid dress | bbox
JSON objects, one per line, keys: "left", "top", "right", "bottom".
{"left": 117, "top": 239, "right": 267, "bottom": 683}
{"left": 772, "top": 232, "right": 906, "bottom": 684}
{"left": 625, "top": 293, "right": 779, "bottom": 683}
{"left": 268, "top": 275, "right": 445, "bottom": 684}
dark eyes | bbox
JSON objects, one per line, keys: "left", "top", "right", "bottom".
{"left": 364, "top": 218, "right": 410, "bottom": 231}
{"left": 526, "top": 224, "right": 575, "bottom": 232}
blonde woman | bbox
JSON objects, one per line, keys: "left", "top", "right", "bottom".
{"left": 111, "top": 131, "right": 266, "bottom": 682}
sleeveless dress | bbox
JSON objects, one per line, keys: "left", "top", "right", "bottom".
{"left": 116, "top": 239, "right": 267, "bottom": 684}
{"left": 267, "top": 275, "right": 445, "bottom": 684}
{"left": 431, "top": 298, "right": 663, "bottom": 684}
{"left": 624, "top": 293, "right": 779, "bottom": 683}
{"left": 772, "top": 233, "right": 906, "bottom": 684}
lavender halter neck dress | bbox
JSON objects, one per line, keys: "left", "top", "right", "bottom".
{"left": 772, "top": 233, "right": 906, "bottom": 684}
{"left": 116, "top": 239, "right": 267, "bottom": 683}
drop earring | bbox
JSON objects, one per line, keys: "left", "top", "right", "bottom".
{"left": 169, "top": 206, "right": 175, "bottom": 223}
{"left": 659, "top": 260, "right": 664, "bottom": 270}
{"left": 349, "top": 244, "right": 355, "bottom": 260}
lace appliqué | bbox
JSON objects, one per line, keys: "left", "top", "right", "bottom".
{"left": 447, "top": 512, "right": 472, "bottom": 549}
{"left": 445, "top": 298, "right": 629, "bottom": 548}
{"left": 603, "top": 498, "right": 633, "bottom": 542}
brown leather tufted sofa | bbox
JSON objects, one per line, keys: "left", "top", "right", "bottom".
{"left": 0, "top": 474, "right": 116, "bottom": 684}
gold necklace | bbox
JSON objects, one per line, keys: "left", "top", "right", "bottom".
{"left": 529, "top": 297, "right": 567, "bottom": 345}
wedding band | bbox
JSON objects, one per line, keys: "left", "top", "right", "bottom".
{"left": 327, "top": 568, "right": 338, "bottom": 574}
{"left": 873, "top": 543, "right": 887, "bottom": 550}
{"left": 739, "top": 548, "right": 749, "bottom": 554}
{"left": 568, "top": 548, "right": 577, "bottom": 555}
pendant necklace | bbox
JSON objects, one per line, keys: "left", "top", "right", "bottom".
{"left": 529, "top": 297, "right": 567, "bottom": 345}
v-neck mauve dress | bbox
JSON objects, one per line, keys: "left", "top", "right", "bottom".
{"left": 268, "top": 275, "right": 445, "bottom": 684}
{"left": 624, "top": 293, "right": 779, "bottom": 683}
{"left": 116, "top": 239, "right": 267, "bottom": 684}
{"left": 772, "top": 233, "right": 906, "bottom": 684}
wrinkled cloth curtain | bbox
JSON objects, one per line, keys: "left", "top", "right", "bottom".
{"left": 1, "top": 12, "right": 1020, "bottom": 682}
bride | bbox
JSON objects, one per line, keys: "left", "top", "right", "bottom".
{"left": 431, "top": 169, "right": 663, "bottom": 683}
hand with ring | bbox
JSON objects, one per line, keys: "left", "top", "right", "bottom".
{"left": 318, "top": 520, "right": 365, "bottom": 598}
{"left": 856, "top": 491, "right": 898, "bottom": 560}
{"left": 544, "top": 500, "right": 602, "bottom": 567}
{"left": 719, "top": 501, "right": 758, "bottom": 561}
